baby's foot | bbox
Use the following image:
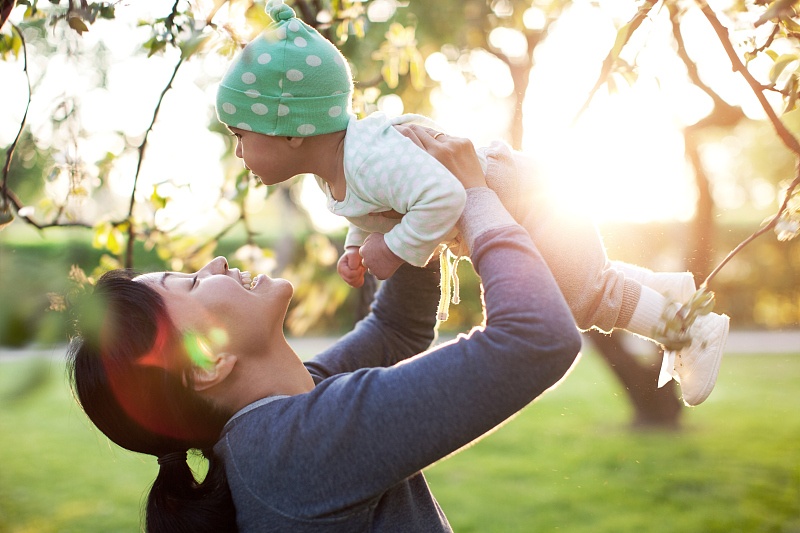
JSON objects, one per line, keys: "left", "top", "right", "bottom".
{"left": 659, "top": 312, "right": 730, "bottom": 406}
{"left": 643, "top": 272, "right": 697, "bottom": 303}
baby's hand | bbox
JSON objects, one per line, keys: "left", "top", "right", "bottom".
{"left": 337, "top": 247, "right": 367, "bottom": 288}
{"left": 359, "top": 233, "right": 405, "bottom": 280}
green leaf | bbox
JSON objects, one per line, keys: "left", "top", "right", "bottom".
{"left": 98, "top": 4, "right": 115, "bottom": 20}
{"left": 382, "top": 56, "right": 399, "bottom": 88}
{"left": 67, "top": 15, "right": 89, "bottom": 35}
{"left": 610, "top": 22, "right": 632, "bottom": 62}
{"left": 769, "top": 54, "right": 799, "bottom": 84}
{"left": 0, "top": 33, "right": 22, "bottom": 60}
{"left": 146, "top": 39, "right": 167, "bottom": 57}
{"left": 607, "top": 74, "right": 618, "bottom": 95}
{"left": 91, "top": 222, "right": 111, "bottom": 250}
{"left": 150, "top": 189, "right": 168, "bottom": 210}
{"left": 97, "top": 254, "right": 122, "bottom": 274}
{"left": 0, "top": 205, "right": 14, "bottom": 231}
{"left": 784, "top": 74, "right": 799, "bottom": 112}
{"left": 106, "top": 226, "right": 124, "bottom": 255}
{"left": 180, "top": 31, "right": 210, "bottom": 60}
{"left": 755, "top": 0, "right": 800, "bottom": 27}
{"left": 782, "top": 15, "right": 800, "bottom": 32}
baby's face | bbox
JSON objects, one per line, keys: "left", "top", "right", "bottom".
{"left": 229, "top": 127, "right": 303, "bottom": 186}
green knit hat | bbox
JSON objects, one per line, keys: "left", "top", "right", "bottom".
{"left": 216, "top": 0, "right": 354, "bottom": 137}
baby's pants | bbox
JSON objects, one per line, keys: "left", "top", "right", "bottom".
{"left": 481, "top": 143, "right": 641, "bottom": 332}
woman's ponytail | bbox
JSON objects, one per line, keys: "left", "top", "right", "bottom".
{"left": 67, "top": 270, "right": 237, "bottom": 533}
{"left": 146, "top": 448, "right": 237, "bottom": 533}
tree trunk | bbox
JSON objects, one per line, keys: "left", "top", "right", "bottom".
{"left": 507, "top": 61, "right": 532, "bottom": 150}
{"left": 504, "top": 31, "right": 541, "bottom": 151}
{"left": 682, "top": 103, "right": 745, "bottom": 283}
{"left": 684, "top": 130, "right": 715, "bottom": 280}
{"left": 587, "top": 330, "right": 683, "bottom": 429}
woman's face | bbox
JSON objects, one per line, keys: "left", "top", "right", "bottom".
{"left": 135, "top": 256, "right": 293, "bottom": 359}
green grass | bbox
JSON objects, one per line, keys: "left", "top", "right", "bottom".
{"left": 1, "top": 346, "right": 798, "bottom": 533}
{"left": 426, "top": 351, "right": 800, "bottom": 533}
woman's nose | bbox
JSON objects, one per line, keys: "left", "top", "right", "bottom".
{"left": 199, "top": 256, "right": 229, "bottom": 277}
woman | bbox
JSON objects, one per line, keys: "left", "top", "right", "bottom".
{"left": 67, "top": 129, "right": 582, "bottom": 532}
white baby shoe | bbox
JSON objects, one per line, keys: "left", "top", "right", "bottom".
{"left": 659, "top": 311, "right": 730, "bottom": 406}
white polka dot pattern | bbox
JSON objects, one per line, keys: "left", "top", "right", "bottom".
{"left": 286, "top": 69, "right": 304, "bottom": 81}
{"left": 332, "top": 113, "right": 466, "bottom": 267}
{"left": 215, "top": 2, "right": 354, "bottom": 137}
{"left": 297, "top": 124, "right": 316, "bottom": 135}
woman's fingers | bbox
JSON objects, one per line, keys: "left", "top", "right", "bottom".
{"left": 396, "top": 124, "right": 486, "bottom": 188}
{"left": 423, "top": 134, "right": 486, "bottom": 189}
{"left": 394, "top": 124, "right": 426, "bottom": 149}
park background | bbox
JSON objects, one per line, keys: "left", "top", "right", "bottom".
{"left": 1, "top": 0, "right": 799, "bottom": 531}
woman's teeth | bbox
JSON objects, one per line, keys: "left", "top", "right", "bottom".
{"left": 241, "top": 271, "right": 253, "bottom": 290}
{"left": 250, "top": 274, "right": 266, "bottom": 289}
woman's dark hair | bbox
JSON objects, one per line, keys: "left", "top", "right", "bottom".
{"left": 66, "top": 269, "right": 237, "bottom": 532}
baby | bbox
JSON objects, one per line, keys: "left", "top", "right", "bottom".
{"left": 214, "top": 0, "right": 729, "bottom": 406}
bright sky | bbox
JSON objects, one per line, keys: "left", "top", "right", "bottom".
{"left": 427, "top": 1, "right": 779, "bottom": 224}
{"left": 0, "top": 0, "right": 782, "bottom": 234}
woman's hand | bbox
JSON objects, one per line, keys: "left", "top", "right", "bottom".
{"left": 395, "top": 124, "right": 487, "bottom": 189}
{"left": 359, "top": 233, "right": 405, "bottom": 280}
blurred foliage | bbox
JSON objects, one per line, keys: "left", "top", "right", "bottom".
{"left": 2, "top": 0, "right": 800, "bottom": 347}
{"left": 1, "top": 219, "right": 797, "bottom": 347}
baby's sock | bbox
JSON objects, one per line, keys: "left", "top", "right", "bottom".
{"left": 612, "top": 261, "right": 696, "bottom": 303}
{"left": 624, "top": 285, "right": 671, "bottom": 342}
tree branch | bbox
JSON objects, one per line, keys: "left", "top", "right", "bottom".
{"left": 695, "top": 0, "right": 800, "bottom": 154}
{"left": 671, "top": 3, "right": 748, "bottom": 132}
{"left": 3, "top": 187, "right": 92, "bottom": 229}
{"left": 693, "top": 0, "right": 800, "bottom": 287}
{"left": 123, "top": 53, "right": 184, "bottom": 267}
{"left": 2, "top": 23, "right": 30, "bottom": 207}
{"left": 704, "top": 169, "right": 800, "bottom": 287}
{"left": 574, "top": 0, "right": 659, "bottom": 123}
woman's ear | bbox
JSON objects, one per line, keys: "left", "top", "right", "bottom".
{"left": 191, "top": 352, "right": 237, "bottom": 392}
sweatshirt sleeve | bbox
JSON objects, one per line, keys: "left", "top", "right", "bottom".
{"left": 304, "top": 261, "right": 441, "bottom": 380}
{"left": 251, "top": 188, "right": 582, "bottom": 515}
{"left": 343, "top": 221, "right": 370, "bottom": 250}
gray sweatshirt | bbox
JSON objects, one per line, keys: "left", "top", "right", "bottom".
{"left": 215, "top": 188, "right": 582, "bottom": 532}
